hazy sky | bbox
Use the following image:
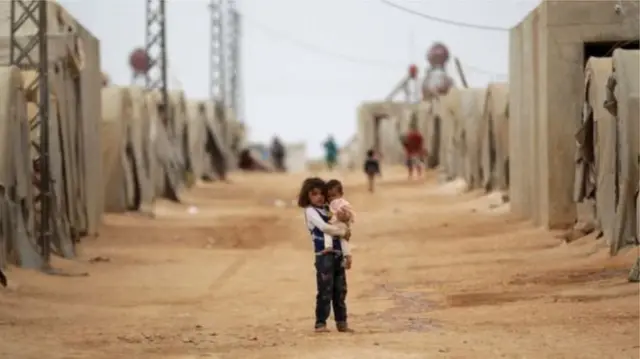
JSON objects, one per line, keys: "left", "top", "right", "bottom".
{"left": 60, "top": 0, "right": 540, "bottom": 157}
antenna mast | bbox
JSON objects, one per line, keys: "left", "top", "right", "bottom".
{"left": 144, "top": 0, "right": 170, "bottom": 128}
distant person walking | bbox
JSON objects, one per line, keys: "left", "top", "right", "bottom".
{"left": 323, "top": 135, "right": 339, "bottom": 171}
{"left": 402, "top": 122, "right": 425, "bottom": 179}
{"left": 270, "top": 136, "right": 286, "bottom": 172}
{"left": 363, "top": 149, "right": 381, "bottom": 192}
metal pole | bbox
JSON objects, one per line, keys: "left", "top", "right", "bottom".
{"left": 9, "top": 0, "right": 52, "bottom": 267}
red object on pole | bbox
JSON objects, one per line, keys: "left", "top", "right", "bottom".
{"left": 408, "top": 64, "right": 418, "bottom": 78}
{"left": 129, "top": 48, "right": 150, "bottom": 75}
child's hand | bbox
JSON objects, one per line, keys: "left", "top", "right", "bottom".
{"left": 336, "top": 209, "right": 351, "bottom": 222}
{"left": 343, "top": 228, "right": 352, "bottom": 241}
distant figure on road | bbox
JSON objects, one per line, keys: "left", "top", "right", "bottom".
{"left": 323, "top": 135, "right": 338, "bottom": 171}
{"left": 270, "top": 136, "right": 286, "bottom": 172}
{"left": 363, "top": 149, "right": 381, "bottom": 192}
{"left": 0, "top": 268, "right": 6, "bottom": 287}
{"left": 402, "top": 121, "right": 425, "bottom": 179}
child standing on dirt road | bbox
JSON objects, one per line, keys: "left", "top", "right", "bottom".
{"left": 363, "top": 149, "right": 381, "bottom": 192}
{"left": 297, "top": 177, "right": 354, "bottom": 333}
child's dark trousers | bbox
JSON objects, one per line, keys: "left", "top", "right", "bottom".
{"left": 314, "top": 252, "right": 348, "bottom": 328}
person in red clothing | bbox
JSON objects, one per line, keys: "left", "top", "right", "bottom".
{"left": 402, "top": 121, "right": 425, "bottom": 179}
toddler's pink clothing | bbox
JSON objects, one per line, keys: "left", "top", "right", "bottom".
{"left": 329, "top": 198, "right": 355, "bottom": 223}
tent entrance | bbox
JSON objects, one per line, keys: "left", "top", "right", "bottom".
{"left": 583, "top": 40, "right": 639, "bottom": 64}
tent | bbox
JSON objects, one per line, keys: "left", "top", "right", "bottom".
{"left": 147, "top": 91, "right": 185, "bottom": 201}
{"left": 129, "top": 87, "right": 157, "bottom": 213}
{"left": 185, "top": 101, "right": 209, "bottom": 183}
{"left": 0, "top": 1, "right": 102, "bottom": 264}
{"left": 479, "top": 82, "right": 509, "bottom": 192}
{"left": 101, "top": 86, "right": 135, "bottom": 212}
{"left": 460, "top": 88, "right": 487, "bottom": 189}
{"left": 284, "top": 142, "right": 307, "bottom": 172}
{"left": 202, "top": 101, "right": 230, "bottom": 180}
{"left": 606, "top": 49, "right": 639, "bottom": 255}
{"left": 414, "top": 101, "right": 440, "bottom": 169}
{"left": 0, "top": 67, "right": 40, "bottom": 269}
{"left": 356, "top": 101, "right": 412, "bottom": 166}
{"left": 574, "top": 57, "right": 615, "bottom": 238}
{"left": 434, "top": 88, "right": 464, "bottom": 180}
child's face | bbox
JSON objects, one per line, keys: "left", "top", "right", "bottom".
{"left": 308, "top": 188, "right": 325, "bottom": 207}
{"left": 327, "top": 186, "right": 342, "bottom": 202}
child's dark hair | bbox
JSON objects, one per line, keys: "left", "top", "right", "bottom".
{"left": 297, "top": 177, "right": 325, "bottom": 208}
{"left": 366, "top": 149, "right": 375, "bottom": 158}
{"left": 326, "top": 179, "right": 343, "bottom": 195}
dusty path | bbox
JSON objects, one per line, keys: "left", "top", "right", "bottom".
{"left": 0, "top": 169, "right": 638, "bottom": 359}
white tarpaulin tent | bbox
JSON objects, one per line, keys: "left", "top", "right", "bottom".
{"left": 0, "top": 1, "right": 102, "bottom": 263}
{"left": 0, "top": 67, "right": 39, "bottom": 268}
{"left": 479, "top": 82, "right": 509, "bottom": 192}
{"left": 607, "top": 49, "right": 639, "bottom": 255}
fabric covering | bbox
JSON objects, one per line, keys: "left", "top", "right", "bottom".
{"left": 0, "top": 0, "right": 102, "bottom": 265}
{"left": 575, "top": 57, "right": 615, "bottom": 239}
{"left": 0, "top": 66, "right": 40, "bottom": 269}
{"left": 356, "top": 101, "right": 412, "bottom": 166}
{"left": 101, "top": 86, "right": 135, "bottom": 212}
{"left": 479, "top": 82, "right": 510, "bottom": 192}
{"left": 608, "top": 49, "right": 640, "bottom": 255}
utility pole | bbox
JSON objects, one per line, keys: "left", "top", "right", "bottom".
{"left": 10, "top": 0, "right": 52, "bottom": 269}
{"left": 209, "top": 0, "right": 225, "bottom": 104}
{"left": 228, "top": 0, "right": 243, "bottom": 123}
{"left": 144, "top": 0, "right": 170, "bottom": 129}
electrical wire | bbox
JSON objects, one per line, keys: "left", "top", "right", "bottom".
{"left": 240, "top": 12, "right": 403, "bottom": 70}
{"left": 240, "top": 11, "right": 507, "bottom": 78}
{"left": 379, "top": 0, "right": 510, "bottom": 32}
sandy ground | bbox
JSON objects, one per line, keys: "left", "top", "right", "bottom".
{"left": 0, "top": 168, "right": 638, "bottom": 359}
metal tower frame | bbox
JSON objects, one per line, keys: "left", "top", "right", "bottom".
{"left": 144, "top": 0, "right": 170, "bottom": 128}
{"left": 9, "top": 0, "right": 52, "bottom": 265}
{"left": 227, "top": 0, "right": 243, "bottom": 122}
{"left": 209, "top": 0, "right": 225, "bottom": 103}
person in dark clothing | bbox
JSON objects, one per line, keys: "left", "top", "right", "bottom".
{"left": 363, "top": 149, "right": 381, "bottom": 193}
{"left": 297, "top": 177, "right": 353, "bottom": 333}
{"left": 0, "top": 269, "right": 7, "bottom": 287}
{"left": 270, "top": 136, "right": 286, "bottom": 172}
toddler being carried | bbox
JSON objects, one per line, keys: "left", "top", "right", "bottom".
{"left": 324, "top": 179, "right": 355, "bottom": 269}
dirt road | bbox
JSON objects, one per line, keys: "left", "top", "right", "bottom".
{"left": 0, "top": 169, "right": 638, "bottom": 359}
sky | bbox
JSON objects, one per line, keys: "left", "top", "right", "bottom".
{"left": 59, "top": 0, "right": 541, "bottom": 157}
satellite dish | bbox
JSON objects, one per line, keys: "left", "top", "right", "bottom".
{"left": 129, "top": 47, "right": 150, "bottom": 75}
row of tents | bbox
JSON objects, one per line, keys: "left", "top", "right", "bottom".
{"left": 0, "top": 1, "right": 245, "bottom": 269}
{"left": 351, "top": 3, "right": 640, "bottom": 276}
{"left": 352, "top": 81, "right": 509, "bottom": 196}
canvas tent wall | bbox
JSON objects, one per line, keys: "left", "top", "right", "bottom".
{"left": 0, "top": 1, "right": 102, "bottom": 259}
{"left": 356, "top": 101, "right": 412, "bottom": 166}
{"left": 338, "top": 135, "right": 359, "bottom": 170}
{"left": 203, "top": 101, "right": 230, "bottom": 180}
{"left": 186, "top": 101, "right": 210, "bottom": 182}
{"left": 285, "top": 142, "right": 307, "bottom": 173}
{"left": 479, "top": 82, "right": 510, "bottom": 192}
{"left": 607, "top": 49, "right": 639, "bottom": 255}
{"left": 129, "top": 87, "right": 156, "bottom": 213}
{"left": 101, "top": 86, "right": 135, "bottom": 212}
{"left": 147, "top": 91, "right": 184, "bottom": 201}
{"left": 434, "top": 88, "right": 464, "bottom": 180}
{"left": 0, "top": 67, "right": 40, "bottom": 269}
{"left": 574, "top": 57, "right": 615, "bottom": 237}
{"left": 460, "top": 88, "right": 487, "bottom": 189}
{"left": 414, "top": 101, "right": 440, "bottom": 169}
{"left": 509, "top": 0, "right": 639, "bottom": 229}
